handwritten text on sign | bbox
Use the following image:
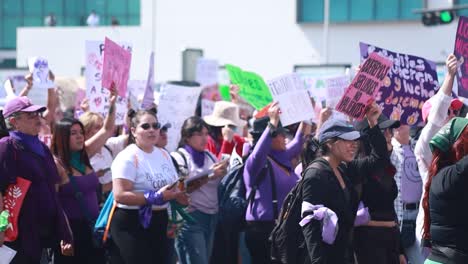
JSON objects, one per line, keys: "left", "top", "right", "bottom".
{"left": 455, "top": 16, "right": 468, "bottom": 98}
{"left": 102, "top": 37, "right": 132, "bottom": 98}
{"left": 360, "top": 43, "right": 439, "bottom": 126}
{"left": 85, "top": 40, "right": 131, "bottom": 125}
{"left": 157, "top": 84, "right": 203, "bottom": 152}
{"left": 268, "top": 73, "right": 315, "bottom": 126}
{"left": 336, "top": 53, "right": 393, "bottom": 120}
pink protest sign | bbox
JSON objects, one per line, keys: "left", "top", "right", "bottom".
{"left": 101, "top": 37, "right": 132, "bottom": 97}
{"left": 454, "top": 16, "right": 468, "bottom": 98}
{"left": 336, "top": 52, "right": 393, "bottom": 120}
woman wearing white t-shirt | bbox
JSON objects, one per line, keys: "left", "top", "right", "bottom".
{"left": 111, "top": 109, "right": 187, "bottom": 264}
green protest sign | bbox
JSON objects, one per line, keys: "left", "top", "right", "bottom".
{"left": 219, "top": 84, "right": 231, "bottom": 101}
{"left": 225, "top": 64, "right": 273, "bottom": 110}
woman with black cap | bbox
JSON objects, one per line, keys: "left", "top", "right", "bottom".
{"left": 353, "top": 114, "right": 406, "bottom": 264}
{"left": 301, "top": 102, "right": 389, "bottom": 263}
{"left": 243, "top": 102, "right": 311, "bottom": 263}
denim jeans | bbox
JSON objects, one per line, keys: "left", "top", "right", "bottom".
{"left": 403, "top": 209, "right": 425, "bottom": 264}
{"left": 175, "top": 210, "right": 218, "bottom": 264}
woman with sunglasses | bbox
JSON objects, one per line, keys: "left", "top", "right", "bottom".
{"left": 111, "top": 109, "right": 187, "bottom": 264}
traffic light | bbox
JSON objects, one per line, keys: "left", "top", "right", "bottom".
{"left": 422, "top": 10, "right": 455, "bottom": 26}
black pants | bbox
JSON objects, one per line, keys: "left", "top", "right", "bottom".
{"left": 110, "top": 208, "right": 169, "bottom": 264}
{"left": 53, "top": 219, "right": 105, "bottom": 264}
{"left": 354, "top": 226, "right": 400, "bottom": 264}
{"left": 245, "top": 221, "right": 275, "bottom": 264}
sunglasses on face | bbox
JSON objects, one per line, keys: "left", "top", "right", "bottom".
{"left": 140, "top": 122, "right": 161, "bottom": 130}
{"left": 15, "top": 111, "right": 42, "bottom": 119}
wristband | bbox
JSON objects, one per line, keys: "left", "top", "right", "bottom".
{"left": 143, "top": 190, "right": 166, "bottom": 206}
{"left": 0, "top": 210, "right": 10, "bottom": 232}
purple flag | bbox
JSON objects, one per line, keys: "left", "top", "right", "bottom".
{"left": 360, "top": 42, "right": 439, "bottom": 126}
{"left": 141, "top": 52, "right": 155, "bottom": 109}
{"left": 454, "top": 16, "right": 468, "bottom": 98}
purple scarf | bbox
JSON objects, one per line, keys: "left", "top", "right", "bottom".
{"left": 10, "top": 131, "right": 46, "bottom": 157}
{"left": 183, "top": 144, "right": 205, "bottom": 168}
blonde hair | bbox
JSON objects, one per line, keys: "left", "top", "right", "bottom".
{"left": 79, "top": 112, "right": 103, "bottom": 135}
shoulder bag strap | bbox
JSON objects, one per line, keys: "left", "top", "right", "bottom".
{"left": 67, "top": 173, "right": 95, "bottom": 226}
{"left": 268, "top": 159, "right": 279, "bottom": 220}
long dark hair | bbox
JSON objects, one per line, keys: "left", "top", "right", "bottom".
{"left": 422, "top": 126, "right": 468, "bottom": 243}
{"left": 51, "top": 118, "right": 92, "bottom": 175}
{"left": 127, "top": 108, "right": 158, "bottom": 145}
{"left": 178, "top": 116, "right": 209, "bottom": 148}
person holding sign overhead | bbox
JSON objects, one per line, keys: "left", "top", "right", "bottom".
{"left": 110, "top": 109, "right": 187, "bottom": 264}
{"left": 171, "top": 116, "right": 228, "bottom": 264}
{"left": 244, "top": 102, "right": 311, "bottom": 264}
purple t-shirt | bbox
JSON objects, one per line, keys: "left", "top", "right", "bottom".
{"left": 59, "top": 172, "right": 100, "bottom": 220}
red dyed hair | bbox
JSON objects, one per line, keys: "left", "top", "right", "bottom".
{"left": 422, "top": 126, "right": 468, "bottom": 243}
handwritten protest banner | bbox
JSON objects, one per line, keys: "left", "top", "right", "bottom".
{"left": 196, "top": 59, "right": 219, "bottom": 87}
{"left": 360, "top": 42, "right": 439, "bottom": 126}
{"left": 336, "top": 52, "right": 393, "bottom": 120}
{"left": 141, "top": 52, "right": 155, "bottom": 109}
{"left": 225, "top": 64, "right": 272, "bottom": 110}
{"left": 85, "top": 40, "right": 131, "bottom": 125}
{"left": 157, "top": 84, "right": 203, "bottom": 151}
{"left": 267, "top": 73, "right": 315, "bottom": 126}
{"left": 454, "top": 16, "right": 468, "bottom": 98}
{"left": 27, "top": 57, "right": 54, "bottom": 89}
{"left": 102, "top": 37, "right": 132, "bottom": 98}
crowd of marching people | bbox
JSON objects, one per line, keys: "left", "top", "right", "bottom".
{"left": 0, "top": 53, "right": 467, "bottom": 264}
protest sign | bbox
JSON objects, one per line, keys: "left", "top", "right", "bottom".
{"left": 336, "top": 52, "right": 393, "bottom": 120}
{"left": 360, "top": 42, "right": 439, "bottom": 126}
{"left": 267, "top": 73, "right": 315, "bottom": 126}
{"left": 454, "top": 16, "right": 468, "bottom": 98}
{"left": 325, "top": 76, "right": 350, "bottom": 121}
{"left": 85, "top": 40, "right": 131, "bottom": 125}
{"left": 196, "top": 59, "right": 219, "bottom": 86}
{"left": 201, "top": 84, "right": 221, "bottom": 116}
{"left": 127, "top": 80, "right": 146, "bottom": 110}
{"left": 302, "top": 76, "right": 328, "bottom": 102}
{"left": 141, "top": 52, "right": 155, "bottom": 109}
{"left": 225, "top": 64, "right": 272, "bottom": 110}
{"left": 157, "top": 84, "right": 203, "bottom": 152}
{"left": 27, "top": 57, "right": 54, "bottom": 89}
{"left": 219, "top": 85, "right": 231, "bottom": 101}
{"left": 102, "top": 37, "right": 132, "bottom": 98}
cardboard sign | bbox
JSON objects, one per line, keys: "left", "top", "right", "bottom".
{"left": 157, "top": 84, "right": 203, "bottom": 152}
{"left": 360, "top": 42, "right": 439, "bottom": 126}
{"left": 336, "top": 52, "right": 393, "bottom": 120}
{"left": 85, "top": 40, "right": 131, "bottom": 125}
{"left": 225, "top": 64, "right": 273, "bottom": 110}
{"left": 101, "top": 37, "right": 132, "bottom": 98}
{"left": 196, "top": 59, "right": 219, "bottom": 86}
{"left": 27, "top": 57, "right": 54, "bottom": 89}
{"left": 267, "top": 73, "right": 315, "bottom": 126}
{"left": 455, "top": 16, "right": 468, "bottom": 98}
{"left": 141, "top": 52, "right": 155, "bottom": 109}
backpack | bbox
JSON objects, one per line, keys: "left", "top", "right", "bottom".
{"left": 269, "top": 160, "right": 326, "bottom": 264}
{"left": 217, "top": 157, "right": 272, "bottom": 232}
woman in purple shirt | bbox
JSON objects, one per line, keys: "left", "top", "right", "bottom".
{"left": 51, "top": 118, "right": 104, "bottom": 264}
{"left": 244, "top": 102, "right": 310, "bottom": 263}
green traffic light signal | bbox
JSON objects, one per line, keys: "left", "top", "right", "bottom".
{"left": 440, "top": 10, "right": 454, "bottom": 23}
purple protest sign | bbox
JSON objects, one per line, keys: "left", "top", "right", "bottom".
{"left": 454, "top": 16, "right": 468, "bottom": 98}
{"left": 102, "top": 37, "right": 132, "bottom": 98}
{"left": 360, "top": 42, "right": 439, "bottom": 126}
{"left": 336, "top": 53, "right": 393, "bottom": 121}
{"left": 141, "top": 52, "right": 155, "bottom": 109}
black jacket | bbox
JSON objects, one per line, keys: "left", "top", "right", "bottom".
{"left": 301, "top": 126, "right": 389, "bottom": 264}
{"left": 428, "top": 155, "right": 468, "bottom": 263}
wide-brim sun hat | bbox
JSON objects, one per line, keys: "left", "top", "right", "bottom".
{"left": 203, "top": 101, "right": 247, "bottom": 128}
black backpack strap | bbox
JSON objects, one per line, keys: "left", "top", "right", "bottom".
{"left": 204, "top": 151, "right": 216, "bottom": 163}
{"left": 103, "top": 144, "right": 113, "bottom": 157}
{"left": 246, "top": 161, "right": 269, "bottom": 209}
{"left": 269, "top": 159, "right": 278, "bottom": 220}
{"left": 173, "top": 150, "right": 189, "bottom": 177}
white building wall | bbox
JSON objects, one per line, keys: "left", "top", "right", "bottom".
{"left": 17, "top": 0, "right": 458, "bottom": 82}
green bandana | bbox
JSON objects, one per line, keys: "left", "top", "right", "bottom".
{"left": 70, "top": 151, "right": 86, "bottom": 175}
{"left": 430, "top": 117, "right": 468, "bottom": 153}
